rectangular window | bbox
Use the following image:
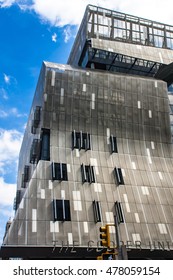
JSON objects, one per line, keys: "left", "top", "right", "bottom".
{"left": 114, "top": 167, "right": 124, "bottom": 185}
{"left": 81, "top": 164, "right": 95, "bottom": 183}
{"left": 23, "top": 165, "right": 30, "bottom": 182}
{"left": 13, "top": 198, "right": 17, "bottom": 211}
{"left": 33, "top": 106, "right": 41, "bottom": 127}
{"left": 21, "top": 174, "right": 26, "bottom": 188}
{"left": 31, "top": 124, "right": 36, "bottom": 134}
{"left": 22, "top": 165, "right": 30, "bottom": 188}
{"left": 30, "top": 139, "right": 41, "bottom": 164}
{"left": 53, "top": 199, "right": 71, "bottom": 221}
{"left": 13, "top": 190, "right": 21, "bottom": 211}
{"left": 93, "top": 200, "right": 102, "bottom": 223}
{"left": 31, "top": 106, "right": 41, "bottom": 133}
{"left": 72, "top": 130, "right": 91, "bottom": 150}
{"left": 110, "top": 135, "right": 118, "bottom": 153}
{"left": 114, "top": 201, "right": 124, "bottom": 224}
{"left": 40, "top": 128, "right": 50, "bottom": 161}
{"left": 51, "top": 162, "right": 68, "bottom": 181}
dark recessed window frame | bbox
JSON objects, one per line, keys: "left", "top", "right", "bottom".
{"left": 31, "top": 106, "right": 41, "bottom": 134}
{"left": 110, "top": 135, "right": 118, "bottom": 153}
{"left": 114, "top": 201, "right": 124, "bottom": 224}
{"left": 114, "top": 167, "right": 124, "bottom": 185}
{"left": 51, "top": 162, "right": 68, "bottom": 181}
{"left": 53, "top": 199, "right": 71, "bottom": 222}
{"left": 40, "top": 128, "right": 50, "bottom": 161}
{"left": 72, "top": 130, "right": 91, "bottom": 150}
{"left": 81, "top": 164, "right": 95, "bottom": 183}
{"left": 21, "top": 174, "right": 26, "bottom": 189}
{"left": 33, "top": 106, "right": 41, "bottom": 128}
{"left": 23, "top": 165, "right": 30, "bottom": 182}
{"left": 13, "top": 190, "right": 21, "bottom": 211}
{"left": 93, "top": 200, "right": 102, "bottom": 223}
{"left": 30, "top": 139, "right": 41, "bottom": 164}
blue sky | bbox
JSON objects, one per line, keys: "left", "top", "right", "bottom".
{"left": 0, "top": 1, "right": 77, "bottom": 244}
{"left": 0, "top": 0, "right": 173, "bottom": 245}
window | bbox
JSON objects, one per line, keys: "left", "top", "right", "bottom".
{"left": 23, "top": 165, "right": 30, "bottom": 182}
{"left": 53, "top": 199, "right": 71, "bottom": 221}
{"left": 13, "top": 190, "right": 21, "bottom": 211}
{"left": 13, "top": 198, "right": 17, "bottom": 211}
{"left": 40, "top": 129, "right": 50, "bottom": 161}
{"left": 51, "top": 162, "right": 68, "bottom": 181}
{"left": 33, "top": 106, "right": 41, "bottom": 127}
{"left": 21, "top": 174, "right": 26, "bottom": 188}
{"left": 21, "top": 165, "right": 30, "bottom": 188}
{"left": 81, "top": 164, "right": 95, "bottom": 183}
{"left": 30, "top": 139, "right": 41, "bottom": 164}
{"left": 110, "top": 135, "right": 118, "bottom": 153}
{"left": 114, "top": 167, "right": 124, "bottom": 185}
{"left": 72, "top": 130, "right": 91, "bottom": 150}
{"left": 114, "top": 201, "right": 124, "bottom": 224}
{"left": 31, "top": 106, "right": 41, "bottom": 134}
{"left": 31, "top": 125, "right": 36, "bottom": 135}
{"left": 93, "top": 200, "right": 102, "bottom": 223}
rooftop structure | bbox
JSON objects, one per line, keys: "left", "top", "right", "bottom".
{"left": 68, "top": 5, "right": 173, "bottom": 84}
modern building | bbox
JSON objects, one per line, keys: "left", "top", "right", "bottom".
{"left": 1, "top": 5, "right": 173, "bottom": 259}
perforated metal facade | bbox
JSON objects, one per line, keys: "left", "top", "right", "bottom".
{"left": 1, "top": 5, "right": 173, "bottom": 260}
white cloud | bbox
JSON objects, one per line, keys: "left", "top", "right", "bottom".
{"left": 12, "top": 0, "right": 173, "bottom": 27}
{"left": 64, "top": 26, "right": 73, "bottom": 43}
{"left": 30, "top": 0, "right": 86, "bottom": 26}
{"left": 0, "top": 88, "right": 8, "bottom": 100}
{"left": 0, "top": 162, "right": 5, "bottom": 174}
{"left": 0, "top": 109, "right": 8, "bottom": 118}
{"left": 1, "top": 0, "right": 173, "bottom": 27}
{"left": 0, "top": 207, "right": 14, "bottom": 218}
{"left": 10, "top": 107, "right": 27, "bottom": 117}
{"left": 0, "top": 177, "right": 16, "bottom": 206}
{"left": 0, "top": 0, "right": 16, "bottom": 7}
{"left": 23, "top": 122, "right": 27, "bottom": 130}
{"left": 3, "top": 73, "right": 10, "bottom": 84}
{"left": 0, "top": 107, "right": 27, "bottom": 118}
{"left": 10, "top": 107, "right": 19, "bottom": 116}
{"left": 0, "top": 129, "right": 23, "bottom": 163}
{"left": 51, "top": 32, "right": 57, "bottom": 42}
{"left": 0, "top": 129, "right": 22, "bottom": 210}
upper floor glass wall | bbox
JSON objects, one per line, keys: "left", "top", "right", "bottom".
{"left": 87, "top": 5, "right": 173, "bottom": 49}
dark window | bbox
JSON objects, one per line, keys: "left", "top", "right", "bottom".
{"left": 114, "top": 201, "right": 124, "bottom": 224}
{"left": 72, "top": 130, "right": 91, "bottom": 150}
{"left": 13, "top": 190, "right": 21, "bottom": 211}
{"left": 53, "top": 199, "right": 71, "bottom": 221}
{"left": 114, "top": 167, "right": 124, "bottom": 185}
{"left": 93, "top": 200, "right": 102, "bottom": 223}
{"left": 31, "top": 106, "right": 41, "bottom": 134}
{"left": 81, "top": 164, "right": 95, "bottom": 183}
{"left": 40, "top": 129, "right": 50, "bottom": 161}
{"left": 33, "top": 106, "right": 41, "bottom": 128}
{"left": 51, "top": 162, "right": 68, "bottom": 181}
{"left": 21, "top": 174, "right": 26, "bottom": 189}
{"left": 31, "top": 125, "right": 36, "bottom": 135}
{"left": 30, "top": 139, "right": 41, "bottom": 164}
{"left": 23, "top": 165, "right": 30, "bottom": 182}
{"left": 13, "top": 198, "right": 17, "bottom": 211}
{"left": 110, "top": 135, "right": 118, "bottom": 153}
{"left": 21, "top": 165, "right": 30, "bottom": 188}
